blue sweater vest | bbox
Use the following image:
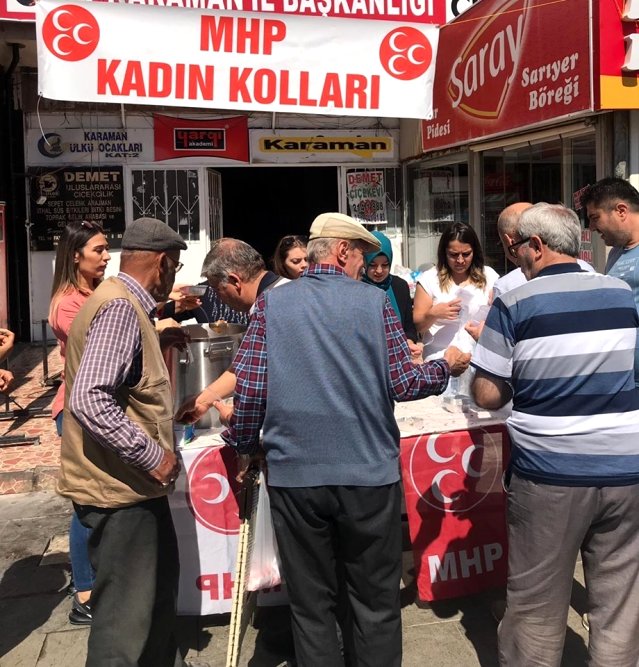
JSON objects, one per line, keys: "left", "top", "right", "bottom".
{"left": 262, "top": 270, "right": 400, "bottom": 487}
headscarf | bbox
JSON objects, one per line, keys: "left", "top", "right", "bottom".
{"left": 363, "top": 231, "right": 400, "bottom": 318}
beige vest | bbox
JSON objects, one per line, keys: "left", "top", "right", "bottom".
{"left": 57, "top": 277, "right": 175, "bottom": 508}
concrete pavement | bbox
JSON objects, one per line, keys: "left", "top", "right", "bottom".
{"left": 0, "top": 490, "right": 590, "bottom": 667}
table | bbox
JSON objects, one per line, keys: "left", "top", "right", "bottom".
{"left": 396, "top": 397, "right": 510, "bottom": 602}
{"left": 169, "top": 396, "right": 511, "bottom": 613}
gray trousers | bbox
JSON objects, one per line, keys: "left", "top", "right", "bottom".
{"left": 498, "top": 474, "right": 639, "bottom": 667}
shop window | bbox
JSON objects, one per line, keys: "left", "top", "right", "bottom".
{"left": 130, "top": 169, "right": 200, "bottom": 241}
{"left": 569, "top": 135, "right": 597, "bottom": 264}
{"left": 406, "top": 162, "right": 469, "bottom": 271}
{"left": 481, "top": 140, "right": 562, "bottom": 276}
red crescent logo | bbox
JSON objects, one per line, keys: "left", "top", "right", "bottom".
{"left": 379, "top": 27, "right": 433, "bottom": 81}
{"left": 187, "top": 447, "right": 242, "bottom": 535}
{"left": 407, "top": 428, "right": 503, "bottom": 513}
{"left": 42, "top": 5, "right": 100, "bottom": 62}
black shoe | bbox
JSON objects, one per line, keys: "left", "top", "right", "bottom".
{"left": 69, "top": 595, "right": 92, "bottom": 625}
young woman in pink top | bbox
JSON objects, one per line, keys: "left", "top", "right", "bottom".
{"left": 49, "top": 220, "right": 110, "bottom": 626}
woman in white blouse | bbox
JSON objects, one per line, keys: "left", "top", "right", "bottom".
{"left": 413, "top": 222, "right": 499, "bottom": 360}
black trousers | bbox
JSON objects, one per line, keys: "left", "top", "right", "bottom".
{"left": 268, "top": 483, "right": 403, "bottom": 667}
{"left": 74, "top": 496, "right": 184, "bottom": 667}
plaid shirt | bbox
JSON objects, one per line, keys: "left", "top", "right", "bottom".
{"left": 222, "top": 263, "right": 450, "bottom": 454}
{"left": 68, "top": 273, "right": 164, "bottom": 471}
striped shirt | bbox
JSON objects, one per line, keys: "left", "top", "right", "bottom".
{"left": 472, "top": 263, "right": 639, "bottom": 486}
{"left": 68, "top": 273, "right": 164, "bottom": 472}
{"left": 222, "top": 263, "right": 450, "bottom": 455}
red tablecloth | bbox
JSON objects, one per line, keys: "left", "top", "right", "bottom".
{"left": 399, "top": 424, "right": 510, "bottom": 602}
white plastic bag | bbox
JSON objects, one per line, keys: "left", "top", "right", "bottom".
{"left": 247, "top": 470, "right": 282, "bottom": 591}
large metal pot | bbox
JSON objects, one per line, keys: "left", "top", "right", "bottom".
{"left": 168, "top": 323, "right": 246, "bottom": 429}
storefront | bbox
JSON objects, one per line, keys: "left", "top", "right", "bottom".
{"left": 405, "top": 0, "right": 610, "bottom": 275}
{"left": 1, "top": 0, "right": 448, "bottom": 339}
{"left": 24, "top": 110, "right": 402, "bottom": 339}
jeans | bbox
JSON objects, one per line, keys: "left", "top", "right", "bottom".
{"left": 56, "top": 412, "right": 96, "bottom": 593}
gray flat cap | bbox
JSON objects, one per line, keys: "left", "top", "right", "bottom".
{"left": 122, "top": 217, "right": 187, "bottom": 251}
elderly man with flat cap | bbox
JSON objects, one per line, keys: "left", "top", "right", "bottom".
{"left": 221, "top": 212, "right": 470, "bottom": 666}
{"left": 58, "top": 217, "right": 196, "bottom": 667}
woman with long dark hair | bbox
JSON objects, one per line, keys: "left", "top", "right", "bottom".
{"left": 273, "top": 235, "right": 308, "bottom": 279}
{"left": 413, "top": 222, "right": 498, "bottom": 360}
{"left": 49, "top": 220, "right": 111, "bottom": 626}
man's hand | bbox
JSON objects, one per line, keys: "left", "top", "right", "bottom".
{"left": 148, "top": 449, "right": 181, "bottom": 486}
{"left": 211, "top": 398, "right": 233, "bottom": 426}
{"left": 167, "top": 285, "right": 202, "bottom": 314}
{"left": 158, "top": 322, "right": 189, "bottom": 351}
{"left": 0, "top": 369, "right": 14, "bottom": 394}
{"left": 407, "top": 340, "right": 424, "bottom": 363}
{"left": 0, "top": 329, "right": 15, "bottom": 363}
{"left": 464, "top": 320, "right": 485, "bottom": 341}
{"left": 175, "top": 392, "right": 213, "bottom": 425}
{"left": 443, "top": 345, "right": 471, "bottom": 377}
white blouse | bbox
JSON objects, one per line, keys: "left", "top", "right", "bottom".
{"left": 417, "top": 265, "right": 499, "bottom": 360}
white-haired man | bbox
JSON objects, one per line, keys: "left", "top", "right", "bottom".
{"left": 471, "top": 203, "right": 639, "bottom": 666}
{"left": 222, "top": 212, "right": 470, "bottom": 666}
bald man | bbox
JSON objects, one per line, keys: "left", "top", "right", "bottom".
{"left": 493, "top": 202, "right": 594, "bottom": 299}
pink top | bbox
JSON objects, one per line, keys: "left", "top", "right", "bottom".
{"left": 49, "top": 289, "right": 89, "bottom": 419}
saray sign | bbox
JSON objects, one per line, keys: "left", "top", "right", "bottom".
{"left": 421, "top": 0, "right": 593, "bottom": 151}
{"left": 35, "top": 0, "right": 439, "bottom": 118}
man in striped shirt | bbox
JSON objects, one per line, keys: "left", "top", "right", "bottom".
{"left": 471, "top": 203, "right": 639, "bottom": 666}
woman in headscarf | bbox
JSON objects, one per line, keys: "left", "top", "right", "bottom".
{"left": 363, "top": 230, "right": 418, "bottom": 343}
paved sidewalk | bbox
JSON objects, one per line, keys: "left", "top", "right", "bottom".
{"left": 0, "top": 343, "right": 62, "bottom": 495}
{"left": 0, "top": 491, "right": 591, "bottom": 667}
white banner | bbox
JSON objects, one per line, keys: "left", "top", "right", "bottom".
{"left": 169, "top": 445, "right": 241, "bottom": 615}
{"left": 35, "top": 0, "right": 439, "bottom": 119}
{"left": 250, "top": 129, "right": 399, "bottom": 163}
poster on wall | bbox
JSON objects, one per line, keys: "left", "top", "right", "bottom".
{"left": 35, "top": 0, "right": 439, "bottom": 119}
{"left": 154, "top": 114, "right": 249, "bottom": 162}
{"left": 29, "top": 167, "right": 125, "bottom": 251}
{"left": 346, "top": 170, "right": 387, "bottom": 225}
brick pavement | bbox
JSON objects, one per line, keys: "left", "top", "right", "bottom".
{"left": 0, "top": 343, "right": 62, "bottom": 495}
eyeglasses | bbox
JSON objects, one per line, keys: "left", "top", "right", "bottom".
{"left": 166, "top": 255, "right": 183, "bottom": 273}
{"left": 507, "top": 238, "right": 530, "bottom": 259}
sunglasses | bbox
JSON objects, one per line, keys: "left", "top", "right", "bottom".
{"left": 80, "top": 220, "right": 104, "bottom": 232}
{"left": 280, "top": 235, "right": 308, "bottom": 247}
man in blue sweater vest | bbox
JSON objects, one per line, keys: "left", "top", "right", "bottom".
{"left": 222, "top": 212, "right": 470, "bottom": 666}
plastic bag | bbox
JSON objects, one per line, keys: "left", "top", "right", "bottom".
{"left": 247, "top": 470, "right": 282, "bottom": 591}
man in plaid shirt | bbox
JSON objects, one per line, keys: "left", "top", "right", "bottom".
{"left": 222, "top": 213, "right": 469, "bottom": 666}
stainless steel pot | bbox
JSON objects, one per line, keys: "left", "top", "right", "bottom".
{"left": 168, "top": 323, "right": 246, "bottom": 429}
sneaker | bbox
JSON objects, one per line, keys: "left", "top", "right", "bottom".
{"left": 69, "top": 595, "right": 92, "bottom": 626}
{"left": 582, "top": 613, "right": 590, "bottom": 632}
